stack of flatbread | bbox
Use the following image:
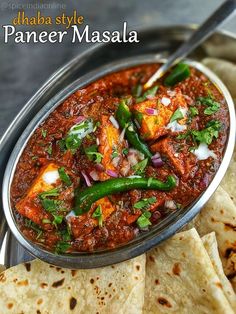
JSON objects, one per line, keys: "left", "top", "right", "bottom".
{"left": 0, "top": 40, "right": 236, "bottom": 314}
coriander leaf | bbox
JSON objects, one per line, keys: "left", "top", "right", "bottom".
{"left": 58, "top": 167, "right": 72, "bottom": 186}
{"left": 42, "top": 218, "right": 51, "bottom": 224}
{"left": 55, "top": 241, "right": 71, "bottom": 254}
{"left": 136, "top": 86, "right": 158, "bottom": 103}
{"left": 41, "top": 199, "right": 62, "bottom": 212}
{"left": 122, "top": 148, "right": 129, "bottom": 155}
{"left": 132, "top": 158, "right": 148, "bottom": 175}
{"left": 111, "top": 149, "right": 119, "bottom": 159}
{"left": 46, "top": 143, "right": 52, "bottom": 155}
{"left": 86, "top": 152, "right": 103, "bottom": 163}
{"left": 189, "top": 106, "right": 199, "bottom": 117}
{"left": 41, "top": 129, "right": 47, "bottom": 138}
{"left": 137, "top": 210, "right": 152, "bottom": 229}
{"left": 59, "top": 228, "right": 71, "bottom": 241}
{"left": 92, "top": 205, "right": 103, "bottom": 227}
{"left": 198, "top": 97, "right": 220, "bottom": 115}
{"left": 65, "top": 134, "right": 82, "bottom": 153}
{"left": 170, "top": 108, "right": 184, "bottom": 123}
{"left": 52, "top": 214, "right": 63, "bottom": 226}
{"left": 191, "top": 120, "right": 221, "bottom": 145}
{"left": 134, "top": 197, "right": 157, "bottom": 210}
{"left": 25, "top": 219, "right": 43, "bottom": 239}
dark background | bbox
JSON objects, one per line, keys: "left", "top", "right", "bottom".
{"left": 0, "top": 0, "right": 235, "bottom": 137}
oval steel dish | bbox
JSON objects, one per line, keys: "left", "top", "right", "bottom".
{"left": 2, "top": 59, "right": 236, "bottom": 268}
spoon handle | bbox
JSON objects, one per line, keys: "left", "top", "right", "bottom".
{"left": 145, "top": 0, "right": 236, "bottom": 88}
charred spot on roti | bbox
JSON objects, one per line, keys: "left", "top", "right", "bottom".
{"left": 149, "top": 255, "right": 155, "bottom": 262}
{"left": 37, "top": 298, "right": 43, "bottom": 305}
{"left": 90, "top": 278, "right": 95, "bottom": 284}
{"left": 7, "top": 303, "right": 13, "bottom": 309}
{"left": 0, "top": 273, "right": 6, "bottom": 282}
{"left": 136, "top": 265, "right": 140, "bottom": 271}
{"left": 220, "top": 209, "right": 224, "bottom": 214}
{"left": 37, "top": 310, "right": 41, "bottom": 314}
{"left": 224, "top": 247, "right": 236, "bottom": 258}
{"left": 69, "top": 297, "right": 77, "bottom": 310}
{"left": 56, "top": 267, "right": 62, "bottom": 272}
{"left": 52, "top": 278, "right": 65, "bottom": 288}
{"left": 157, "top": 297, "right": 172, "bottom": 308}
{"left": 224, "top": 222, "right": 236, "bottom": 231}
{"left": 24, "top": 262, "right": 31, "bottom": 272}
{"left": 71, "top": 270, "right": 77, "bottom": 277}
{"left": 17, "top": 279, "right": 29, "bottom": 286}
{"left": 215, "top": 282, "right": 223, "bottom": 288}
{"left": 40, "top": 282, "right": 48, "bottom": 288}
{"left": 108, "top": 282, "right": 112, "bottom": 287}
{"left": 227, "top": 272, "right": 236, "bottom": 280}
{"left": 49, "top": 265, "right": 55, "bottom": 268}
{"left": 155, "top": 279, "right": 160, "bottom": 285}
{"left": 172, "top": 262, "right": 181, "bottom": 275}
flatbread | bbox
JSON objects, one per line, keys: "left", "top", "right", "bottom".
{"left": 143, "top": 228, "right": 234, "bottom": 314}
{"left": 202, "top": 232, "right": 236, "bottom": 310}
{"left": 202, "top": 57, "right": 236, "bottom": 101}
{"left": 203, "top": 35, "right": 236, "bottom": 62}
{"left": 0, "top": 255, "right": 145, "bottom": 314}
{"left": 220, "top": 151, "right": 236, "bottom": 206}
{"left": 191, "top": 186, "right": 236, "bottom": 288}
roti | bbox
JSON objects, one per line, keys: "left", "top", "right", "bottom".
{"left": 202, "top": 232, "right": 236, "bottom": 310}
{"left": 0, "top": 255, "right": 145, "bottom": 314}
{"left": 189, "top": 186, "right": 236, "bottom": 289}
{"left": 143, "top": 228, "right": 234, "bottom": 314}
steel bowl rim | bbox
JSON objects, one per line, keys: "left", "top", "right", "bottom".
{"left": 2, "top": 54, "right": 236, "bottom": 269}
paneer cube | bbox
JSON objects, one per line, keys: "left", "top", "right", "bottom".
{"left": 70, "top": 197, "right": 116, "bottom": 238}
{"left": 98, "top": 115, "right": 124, "bottom": 180}
{"left": 132, "top": 88, "right": 188, "bottom": 141}
{"left": 151, "top": 137, "right": 197, "bottom": 179}
{"left": 16, "top": 163, "right": 61, "bottom": 229}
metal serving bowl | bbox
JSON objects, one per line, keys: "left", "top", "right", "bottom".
{"left": 2, "top": 54, "right": 236, "bottom": 268}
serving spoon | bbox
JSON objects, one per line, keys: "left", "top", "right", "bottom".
{"left": 144, "top": 0, "right": 236, "bottom": 89}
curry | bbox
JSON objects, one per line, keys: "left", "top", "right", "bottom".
{"left": 11, "top": 63, "right": 229, "bottom": 253}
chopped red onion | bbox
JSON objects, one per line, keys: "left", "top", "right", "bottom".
{"left": 151, "top": 153, "right": 164, "bottom": 168}
{"left": 106, "top": 169, "right": 118, "bottom": 178}
{"left": 151, "top": 152, "right": 161, "bottom": 160}
{"left": 81, "top": 171, "right": 92, "bottom": 186}
{"left": 120, "top": 161, "right": 130, "bottom": 176}
{"left": 89, "top": 170, "right": 99, "bottom": 181}
{"left": 75, "top": 116, "right": 85, "bottom": 124}
{"left": 95, "top": 163, "right": 104, "bottom": 172}
{"left": 165, "top": 200, "right": 177, "bottom": 210}
{"left": 109, "top": 116, "right": 119, "bottom": 129}
{"left": 145, "top": 108, "right": 158, "bottom": 115}
{"left": 119, "top": 127, "right": 126, "bottom": 143}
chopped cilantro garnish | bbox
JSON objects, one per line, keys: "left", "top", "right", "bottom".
{"left": 189, "top": 106, "right": 199, "bottom": 117}
{"left": 170, "top": 108, "right": 184, "bottom": 123}
{"left": 65, "top": 134, "right": 82, "bottom": 153}
{"left": 136, "top": 210, "right": 152, "bottom": 229}
{"left": 42, "top": 218, "right": 51, "bottom": 224}
{"left": 84, "top": 145, "right": 103, "bottom": 163}
{"left": 111, "top": 149, "right": 119, "bottom": 159}
{"left": 41, "top": 199, "right": 62, "bottom": 212}
{"left": 41, "top": 129, "right": 47, "bottom": 138}
{"left": 122, "top": 148, "right": 129, "bottom": 155}
{"left": 46, "top": 143, "right": 52, "bottom": 155}
{"left": 58, "top": 167, "right": 72, "bottom": 186}
{"left": 52, "top": 214, "right": 63, "bottom": 226}
{"left": 25, "top": 219, "right": 43, "bottom": 239}
{"left": 191, "top": 120, "right": 221, "bottom": 145}
{"left": 136, "top": 86, "right": 158, "bottom": 103}
{"left": 198, "top": 97, "right": 220, "bottom": 115}
{"left": 132, "top": 158, "right": 148, "bottom": 175}
{"left": 55, "top": 241, "right": 70, "bottom": 254}
{"left": 134, "top": 197, "right": 157, "bottom": 210}
{"left": 92, "top": 205, "right": 103, "bottom": 227}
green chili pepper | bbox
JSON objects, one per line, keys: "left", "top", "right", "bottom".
{"left": 164, "top": 63, "right": 190, "bottom": 86}
{"left": 116, "top": 101, "right": 152, "bottom": 160}
{"left": 74, "top": 176, "right": 176, "bottom": 215}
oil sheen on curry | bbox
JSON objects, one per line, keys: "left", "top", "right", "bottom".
{"left": 11, "top": 63, "right": 229, "bottom": 253}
